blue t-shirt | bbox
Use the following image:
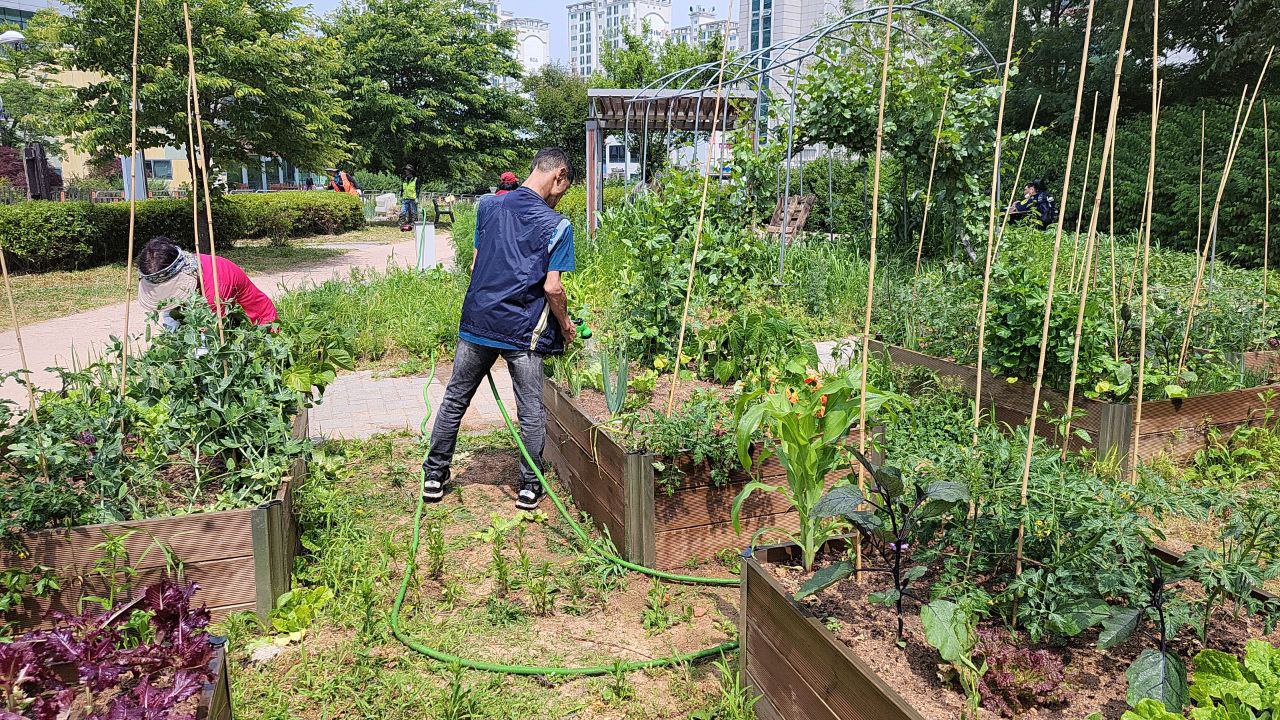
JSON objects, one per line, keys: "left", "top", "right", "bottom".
{"left": 459, "top": 192, "right": 575, "bottom": 351}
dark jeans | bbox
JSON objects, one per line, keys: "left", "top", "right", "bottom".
{"left": 425, "top": 339, "right": 546, "bottom": 484}
{"left": 401, "top": 198, "right": 417, "bottom": 222}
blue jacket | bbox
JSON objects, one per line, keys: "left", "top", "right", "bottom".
{"left": 459, "top": 188, "right": 572, "bottom": 354}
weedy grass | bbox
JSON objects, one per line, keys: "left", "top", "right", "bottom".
{"left": 223, "top": 431, "right": 746, "bottom": 720}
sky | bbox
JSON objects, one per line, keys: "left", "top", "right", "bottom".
{"left": 295, "top": 0, "right": 732, "bottom": 65}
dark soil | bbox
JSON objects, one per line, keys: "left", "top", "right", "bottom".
{"left": 764, "top": 552, "right": 1278, "bottom": 720}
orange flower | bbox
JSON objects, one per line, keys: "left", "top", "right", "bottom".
{"left": 816, "top": 406, "right": 826, "bottom": 418}
{"left": 786, "top": 388, "right": 799, "bottom": 403}
{"left": 820, "top": 394, "right": 828, "bottom": 405}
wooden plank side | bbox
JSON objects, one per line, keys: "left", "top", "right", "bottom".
{"left": 3, "top": 508, "right": 255, "bottom": 575}
{"left": 550, "top": 415, "right": 628, "bottom": 515}
{"left": 546, "top": 381, "right": 627, "bottom": 476}
{"left": 654, "top": 481, "right": 796, "bottom": 532}
{"left": 653, "top": 510, "right": 799, "bottom": 569}
{"left": 743, "top": 558, "right": 926, "bottom": 720}
{"left": 745, "top": 670, "right": 785, "bottom": 720}
{"left": 12, "top": 555, "right": 256, "bottom": 630}
{"left": 1137, "top": 384, "right": 1280, "bottom": 434}
{"left": 544, "top": 416, "right": 624, "bottom": 543}
{"left": 745, "top": 627, "right": 841, "bottom": 720}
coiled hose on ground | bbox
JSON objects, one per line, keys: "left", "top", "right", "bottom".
{"left": 388, "top": 359, "right": 741, "bottom": 676}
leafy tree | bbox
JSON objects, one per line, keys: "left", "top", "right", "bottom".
{"left": 595, "top": 26, "right": 726, "bottom": 89}
{"left": 325, "top": 0, "right": 525, "bottom": 188}
{"left": 522, "top": 65, "right": 588, "bottom": 176}
{"left": 0, "top": 13, "right": 73, "bottom": 149}
{"left": 52, "top": 0, "right": 346, "bottom": 175}
{"left": 794, "top": 27, "right": 1001, "bottom": 251}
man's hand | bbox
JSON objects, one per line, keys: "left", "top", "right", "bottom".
{"left": 544, "top": 270, "right": 574, "bottom": 344}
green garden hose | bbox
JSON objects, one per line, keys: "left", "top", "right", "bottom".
{"left": 388, "top": 358, "right": 740, "bottom": 677}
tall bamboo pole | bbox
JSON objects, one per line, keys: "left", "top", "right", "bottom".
{"left": 184, "top": 2, "right": 227, "bottom": 343}
{"left": 1179, "top": 55, "right": 1274, "bottom": 372}
{"left": 913, "top": 89, "right": 950, "bottom": 280}
{"left": 1264, "top": 100, "right": 1271, "bottom": 339}
{"left": 118, "top": 0, "right": 143, "bottom": 396}
{"left": 184, "top": 64, "right": 207, "bottom": 300}
{"left": 667, "top": 12, "right": 733, "bottom": 413}
{"left": 1014, "top": 0, "right": 1111, "bottom": 576}
{"left": 1130, "top": 65, "right": 1163, "bottom": 485}
{"left": 1126, "top": 83, "right": 1163, "bottom": 308}
{"left": 1195, "top": 110, "right": 1205, "bottom": 259}
{"left": 856, "top": 0, "right": 896, "bottom": 579}
{"left": 1068, "top": 92, "right": 1100, "bottom": 292}
{"left": 972, "top": 0, "right": 1020, "bottom": 439}
{"left": 1109, "top": 141, "right": 1120, "bottom": 359}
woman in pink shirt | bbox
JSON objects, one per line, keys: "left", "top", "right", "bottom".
{"left": 136, "top": 236, "right": 278, "bottom": 327}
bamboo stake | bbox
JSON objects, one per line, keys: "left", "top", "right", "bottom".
{"left": 0, "top": 233, "right": 35, "bottom": 417}
{"left": 856, "top": 0, "right": 895, "bottom": 580}
{"left": 119, "top": 0, "right": 143, "bottom": 397}
{"left": 1130, "top": 63, "right": 1163, "bottom": 485}
{"left": 993, "top": 95, "right": 1043, "bottom": 257}
{"left": 1014, "top": 0, "right": 1110, "bottom": 576}
{"left": 184, "top": 64, "right": 207, "bottom": 300}
{"left": 1068, "top": 92, "right": 1100, "bottom": 292}
{"left": 667, "top": 11, "right": 733, "bottom": 414}
{"left": 1126, "top": 83, "right": 1163, "bottom": 307}
{"left": 183, "top": 3, "right": 225, "bottom": 344}
{"left": 1179, "top": 55, "right": 1274, "bottom": 372}
{"left": 1264, "top": 100, "right": 1271, "bottom": 339}
{"left": 1195, "top": 109, "right": 1205, "bottom": 259}
{"left": 913, "top": 88, "right": 950, "bottom": 280}
{"left": 972, "top": 0, "right": 1020, "bottom": 440}
{"left": 1109, "top": 140, "right": 1120, "bottom": 359}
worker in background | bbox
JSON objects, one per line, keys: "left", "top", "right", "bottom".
{"left": 137, "top": 236, "right": 278, "bottom": 329}
{"left": 1007, "top": 179, "right": 1058, "bottom": 230}
{"left": 401, "top": 164, "right": 418, "bottom": 224}
{"left": 422, "top": 148, "right": 577, "bottom": 510}
{"left": 495, "top": 171, "right": 520, "bottom": 195}
{"left": 338, "top": 168, "right": 360, "bottom": 196}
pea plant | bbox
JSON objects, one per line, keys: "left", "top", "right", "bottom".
{"left": 795, "top": 447, "right": 970, "bottom": 642}
{"left": 732, "top": 365, "right": 902, "bottom": 571}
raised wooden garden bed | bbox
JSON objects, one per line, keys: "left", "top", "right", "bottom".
{"left": 859, "top": 340, "right": 1280, "bottom": 466}
{"left": 1, "top": 409, "right": 309, "bottom": 631}
{"left": 543, "top": 381, "right": 870, "bottom": 570}
{"left": 740, "top": 540, "right": 1279, "bottom": 720}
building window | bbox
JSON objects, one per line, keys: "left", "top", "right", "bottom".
{"left": 0, "top": 7, "right": 33, "bottom": 27}
{"left": 145, "top": 160, "right": 173, "bottom": 180}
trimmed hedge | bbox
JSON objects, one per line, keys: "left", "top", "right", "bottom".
{"left": 0, "top": 191, "right": 365, "bottom": 272}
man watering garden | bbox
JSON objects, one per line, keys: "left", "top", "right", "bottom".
{"left": 422, "top": 148, "right": 577, "bottom": 510}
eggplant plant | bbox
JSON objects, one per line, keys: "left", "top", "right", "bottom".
{"left": 794, "top": 446, "right": 970, "bottom": 641}
{"left": 1097, "top": 554, "right": 1197, "bottom": 712}
{"left": 731, "top": 365, "right": 903, "bottom": 571}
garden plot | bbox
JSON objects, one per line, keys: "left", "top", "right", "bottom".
{"left": 224, "top": 432, "right": 750, "bottom": 720}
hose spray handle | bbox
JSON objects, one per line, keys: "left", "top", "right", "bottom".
{"left": 572, "top": 317, "right": 592, "bottom": 340}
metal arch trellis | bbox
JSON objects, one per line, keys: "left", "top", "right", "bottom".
{"left": 612, "top": 3, "right": 1002, "bottom": 285}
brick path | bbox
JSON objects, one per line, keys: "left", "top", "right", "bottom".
{"left": 0, "top": 228, "right": 454, "bottom": 405}
{"left": 309, "top": 364, "right": 516, "bottom": 440}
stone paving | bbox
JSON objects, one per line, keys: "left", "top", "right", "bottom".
{"left": 309, "top": 363, "right": 516, "bottom": 440}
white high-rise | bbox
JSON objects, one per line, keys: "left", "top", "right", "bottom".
{"left": 568, "top": 0, "right": 672, "bottom": 76}
{"left": 670, "top": 5, "right": 737, "bottom": 48}
{"left": 740, "top": 0, "right": 844, "bottom": 59}
{"left": 503, "top": 16, "right": 551, "bottom": 76}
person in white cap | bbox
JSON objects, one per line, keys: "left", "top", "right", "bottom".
{"left": 136, "top": 236, "right": 277, "bottom": 330}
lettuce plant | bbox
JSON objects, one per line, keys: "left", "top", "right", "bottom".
{"left": 0, "top": 578, "right": 214, "bottom": 720}
{"left": 1121, "top": 639, "right": 1280, "bottom": 719}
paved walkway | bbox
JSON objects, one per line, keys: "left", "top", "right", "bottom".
{"left": 0, "top": 228, "right": 455, "bottom": 405}
{"left": 309, "top": 364, "right": 516, "bottom": 440}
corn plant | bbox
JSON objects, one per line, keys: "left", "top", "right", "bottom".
{"left": 732, "top": 365, "right": 901, "bottom": 571}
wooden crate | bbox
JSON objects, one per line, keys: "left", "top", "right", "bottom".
{"left": 866, "top": 341, "right": 1280, "bottom": 466}
{"left": 543, "top": 381, "right": 872, "bottom": 570}
{"left": 1, "top": 409, "right": 309, "bottom": 630}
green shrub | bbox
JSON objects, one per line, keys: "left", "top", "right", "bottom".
{"left": 1, "top": 192, "right": 364, "bottom": 272}
{"left": 449, "top": 202, "right": 476, "bottom": 270}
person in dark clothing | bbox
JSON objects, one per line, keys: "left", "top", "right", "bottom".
{"left": 422, "top": 148, "right": 577, "bottom": 510}
{"left": 1007, "top": 179, "right": 1057, "bottom": 230}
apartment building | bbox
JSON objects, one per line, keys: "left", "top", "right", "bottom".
{"left": 503, "top": 16, "right": 551, "bottom": 76}
{"left": 670, "top": 5, "right": 737, "bottom": 48}
{"left": 568, "top": 0, "right": 672, "bottom": 76}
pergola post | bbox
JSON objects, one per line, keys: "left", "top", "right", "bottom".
{"left": 586, "top": 118, "right": 602, "bottom": 236}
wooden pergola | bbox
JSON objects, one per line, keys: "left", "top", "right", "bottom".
{"left": 584, "top": 88, "right": 755, "bottom": 232}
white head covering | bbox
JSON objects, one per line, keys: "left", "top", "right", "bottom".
{"left": 137, "top": 250, "right": 200, "bottom": 314}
